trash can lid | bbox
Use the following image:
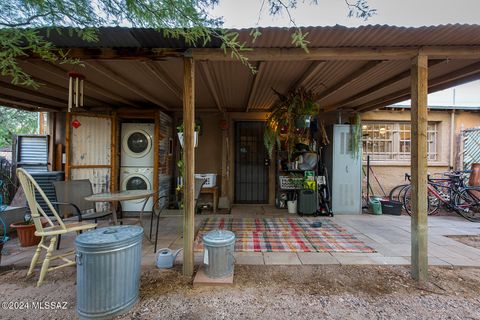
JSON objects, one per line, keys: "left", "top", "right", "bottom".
{"left": 202, "top": 229, "right": 235, "bottom": 246}
{"left": 76, "top": 225, "right": 143, "bottom": 247}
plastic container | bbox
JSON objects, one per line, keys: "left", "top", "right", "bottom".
{"left": 380, "top": 200, "right": 402, "bottom": 215}
{"left": 76, "top": 226, "right": 143, "bottom": 319}
{"left": 202, "top": 230, "right": 235, "bottom": 278}
{"left": 368, "top": 197, "right": 382, "bottom": 215}
{"left": 195, "top": 173, "right": 217, "bottom": 188}
{"left": 287, "top": 200, "right": 297, "bottom": 214}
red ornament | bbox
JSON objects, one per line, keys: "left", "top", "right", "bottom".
{"left": 219, "top": 119, "right": 229, "bottom": 130}
{"left": 71, "top": 119, "right": 81, "bottom": 128}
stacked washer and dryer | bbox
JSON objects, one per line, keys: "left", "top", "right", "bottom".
{"left": 120, "top": 123, "right": 155, "bottom": 212}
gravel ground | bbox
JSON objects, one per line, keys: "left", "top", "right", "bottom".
{"left": 1, "top": 265, "right": 480, "bottom": 320}
{"left": 448, "top": 235, "right": 480, "bottom": 249}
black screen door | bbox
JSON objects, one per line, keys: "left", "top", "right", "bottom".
{"left": 234, "top": 121, "right": 269, "bottom": 203}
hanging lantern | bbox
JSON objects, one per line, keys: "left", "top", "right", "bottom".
{"left": 67, "top": 71, "right": 85, "bottom": 112}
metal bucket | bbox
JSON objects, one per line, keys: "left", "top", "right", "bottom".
{"left": 202, "top": 230, "right": 235, "bottom": 278}
{"left": 76, "top": 226, "right": 143, "bottom": 319}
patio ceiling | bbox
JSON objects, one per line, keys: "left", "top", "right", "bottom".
{"left": 2, "top": 25, "right": 480, "bottom": 113}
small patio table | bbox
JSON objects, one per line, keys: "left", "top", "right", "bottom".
{"left": 85, "top": 190, "right": 155, "bottom": 225}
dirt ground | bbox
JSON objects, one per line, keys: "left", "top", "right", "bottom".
{"left": 448, "top": 235, "right": 480, "bottom": 249}
{"left": 1, "top": 265, "right": 480, "bottom": 320}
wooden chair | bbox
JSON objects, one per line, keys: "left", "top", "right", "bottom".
{"left": 16, "top": 168, "right": 97, "bottom": 287}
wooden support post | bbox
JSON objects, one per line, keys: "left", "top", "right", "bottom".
{"left": 153, "top": 111, "right": 160, "bottom": 206}
{"left": 55, "top": 144, "right": 63, "bottom": 171}
{"left": 410, "top": 54, "right": 429, "bottom": 282}
{"left": 183, "top": 57, "right": 195, "bottom": 277}
{"left": 65, "top": 112, "right": 72, "bottom": 180}
{"left": 110, "top": 112, "right": 117, "bottom": 192}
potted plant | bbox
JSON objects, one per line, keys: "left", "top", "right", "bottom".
{"left": 177, "top": 123, "right": 200, "bottom": 148}
{"left": 10, "top": 214, "right": 48, "bottom": 247}
{"left": 264, "top": 88, "right": 319, "bottom": 159}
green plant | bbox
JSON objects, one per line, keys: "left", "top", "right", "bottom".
{"left": 264, "top": 88, "right": 319, "bottom": 159}
{"left": 351, "top": 113, "right": 362, "bottom": 159}
{"left": 176, "top": 123, "right": 201, "bottom": 133}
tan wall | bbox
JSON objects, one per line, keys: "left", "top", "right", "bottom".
{"left": 195, "top": 112, "right": 222, "bottom": 174}
{"left": 361, "top": 109, "right": 480, "bottom": 195}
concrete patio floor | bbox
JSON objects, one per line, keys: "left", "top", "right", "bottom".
{"left": 2, "top": 206, "right": 480, "bottom": 270}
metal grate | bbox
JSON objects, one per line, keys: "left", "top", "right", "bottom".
{"left": 234, "top": 121, "right": 268, "bottom": 204}
{"left": 462, "top": 128, "right": 480, "bottom": 171}
{"left": 14, "top": 135, "right": 49, "bottom": 172}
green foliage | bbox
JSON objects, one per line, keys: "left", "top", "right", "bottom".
{"left": 0, "top": 106, "right": 38, "bottom": 148}
{"left": 264, "top": 88, "right": 318, "bottom": 160}
{"left": 351, "top": 113, "right": 361, "bottom": 159}
{"left": 0, "top": 0, "right": 375, "bottom": 87}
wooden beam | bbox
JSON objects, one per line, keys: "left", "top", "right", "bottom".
{"left": 291, "top": 61, "right": 326, "bottom": 90}
{"left": 0, "top": 94, "right": 62, "bottom": 111}
{"left": 358, "top": 71, "right": 480, "bottom": 113}
{"left": 86, "top": 61, "right": 170, "bottom": 110}
{"left": 198, "top": 61, "right": 224, "bottom": 112}
{"left": 316, "top": 61, "right": 383, "bottom": 101}
{"left": 55, "top": 143, "right": 63, "bottom": 171}
{"left": 65, "top": 112, "right": 72, "bottom": 180}
{"left": 246, "top": 61, "right": 266, "bottom": 112}
{"left": 0, "top": 81, "right": 67, "bottom": 105}
{"left": 70, "top": 164, "right": 112, "bottom": 169}
{"left": 182, "top": 57, "right": 195, "bottom": 277}
{"left": 153, "top": 111, "right": 160, "bottom": 206}
{"left": 324, "top": 60, "right": 445, "bottom": 112}
{"left": 355, "top": 61, "right": 480, "bottom": 112}
{"left": 24, "top": 61, "right": 134, "bottom": 108}
{"left": 47, "top": 112, "right": 56, "bottom": 171}
{"left": 110, "top": 112, "right": 117, "bottom": 192}
{"left": 410, "top": 54, "right": 429, "bottom": 282}
{"left": 143, "top": 61, "right": 182, "bottom": 100}
{"left": 190, "top": 46, "right": 480, "bottom": 61}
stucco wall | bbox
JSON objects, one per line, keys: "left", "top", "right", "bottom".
{"left": 360, "top": 109, "right": 480, "bottom": 196}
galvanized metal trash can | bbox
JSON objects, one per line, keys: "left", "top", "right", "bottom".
{"left": 202, "top": 230, "right": 235, "bottom": 278}
{"left": 75, "top": 226, "right": 143, "bottom": 319}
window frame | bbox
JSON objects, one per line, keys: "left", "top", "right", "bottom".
{"left": 362, "top": 121, "right": 439, "bottom": 163}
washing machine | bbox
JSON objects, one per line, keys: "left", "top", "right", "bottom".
{"left": 120, "top": 167, "right": 154, "bottom": 212}
{"left": 121, "top": 123, "right": 155, "bottom": 167}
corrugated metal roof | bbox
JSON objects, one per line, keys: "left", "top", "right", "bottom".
{"left": 43, "top": 25, "right": 480, "bottom": 49}
{"left": 2, "top": 25, "right": 480, "bottom": 113}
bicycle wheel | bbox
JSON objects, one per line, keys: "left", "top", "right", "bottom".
{"left": 389, "top": 184, "right": 409, "bottom": 202}
{"left": 453, "top": 189, "right": 480, "bottom": 222}
{"left": 403, "top": 186, "right": 440, "bottom": 216}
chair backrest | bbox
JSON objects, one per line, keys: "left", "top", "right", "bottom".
{"left": 53, "top": 180, "right": 95, "bottom": 216}
{"left": 194, "top": 178, "right": 206, "bottom": 205}
{"left": 16, "top": 168, "right": 65, "bottom": 232}
{"left": 27, "top": 171, "right": 65, "bottom": 216}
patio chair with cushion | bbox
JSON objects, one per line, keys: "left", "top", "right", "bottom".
{"left": 52, "top": 179, "right": 116, "bottom": 250}
{"left": 16, "top": 168, "right": 97, "bottom": 287}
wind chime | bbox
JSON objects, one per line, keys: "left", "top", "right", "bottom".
{"left": 67, "top": 71, "right": 85, "bottom": 112}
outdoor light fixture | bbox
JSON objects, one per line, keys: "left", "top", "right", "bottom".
{"left": 67, "top": 71, "right": 85, "bottom": 112}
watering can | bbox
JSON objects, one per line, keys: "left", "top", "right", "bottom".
{"left": 156, "top": 248, "right": 182, "bottom": 269}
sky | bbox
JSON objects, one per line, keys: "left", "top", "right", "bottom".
{"left": 210, "top": 0, "right": 480, "bottom": 107}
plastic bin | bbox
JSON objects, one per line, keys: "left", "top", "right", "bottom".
{"left": 380, "top": 200, "right": 402, "bottom": 215}
{"left": 202, "top": 230, "right": 235, "bottom": 278}
{"left": 368, "top": 197, "right": 382, "bottom": 215}
{"left": 195, "top": 173, "right": 217, "bottom": 188}
{"left": 76, "top": 226, "right": 143, "bottom": 319}
{"left": 298, "top": 189, "right": 317, "bottom": 215}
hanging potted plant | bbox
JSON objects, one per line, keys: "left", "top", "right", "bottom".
{"left": 10, "top": 214, "right": 48, "bottom": 247}
{"left": 264, "top": 88, "right": 319, "bottom": 160}
{"left": 177, "top": 123, "right": 200, "bottom": 148}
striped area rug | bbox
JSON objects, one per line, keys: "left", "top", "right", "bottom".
{"left": 194, "top": 217, "right": 375, "bottom": 253}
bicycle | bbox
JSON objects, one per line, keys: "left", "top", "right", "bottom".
{"left": 402, "top": 171, "right": 480, "bottom": 222}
